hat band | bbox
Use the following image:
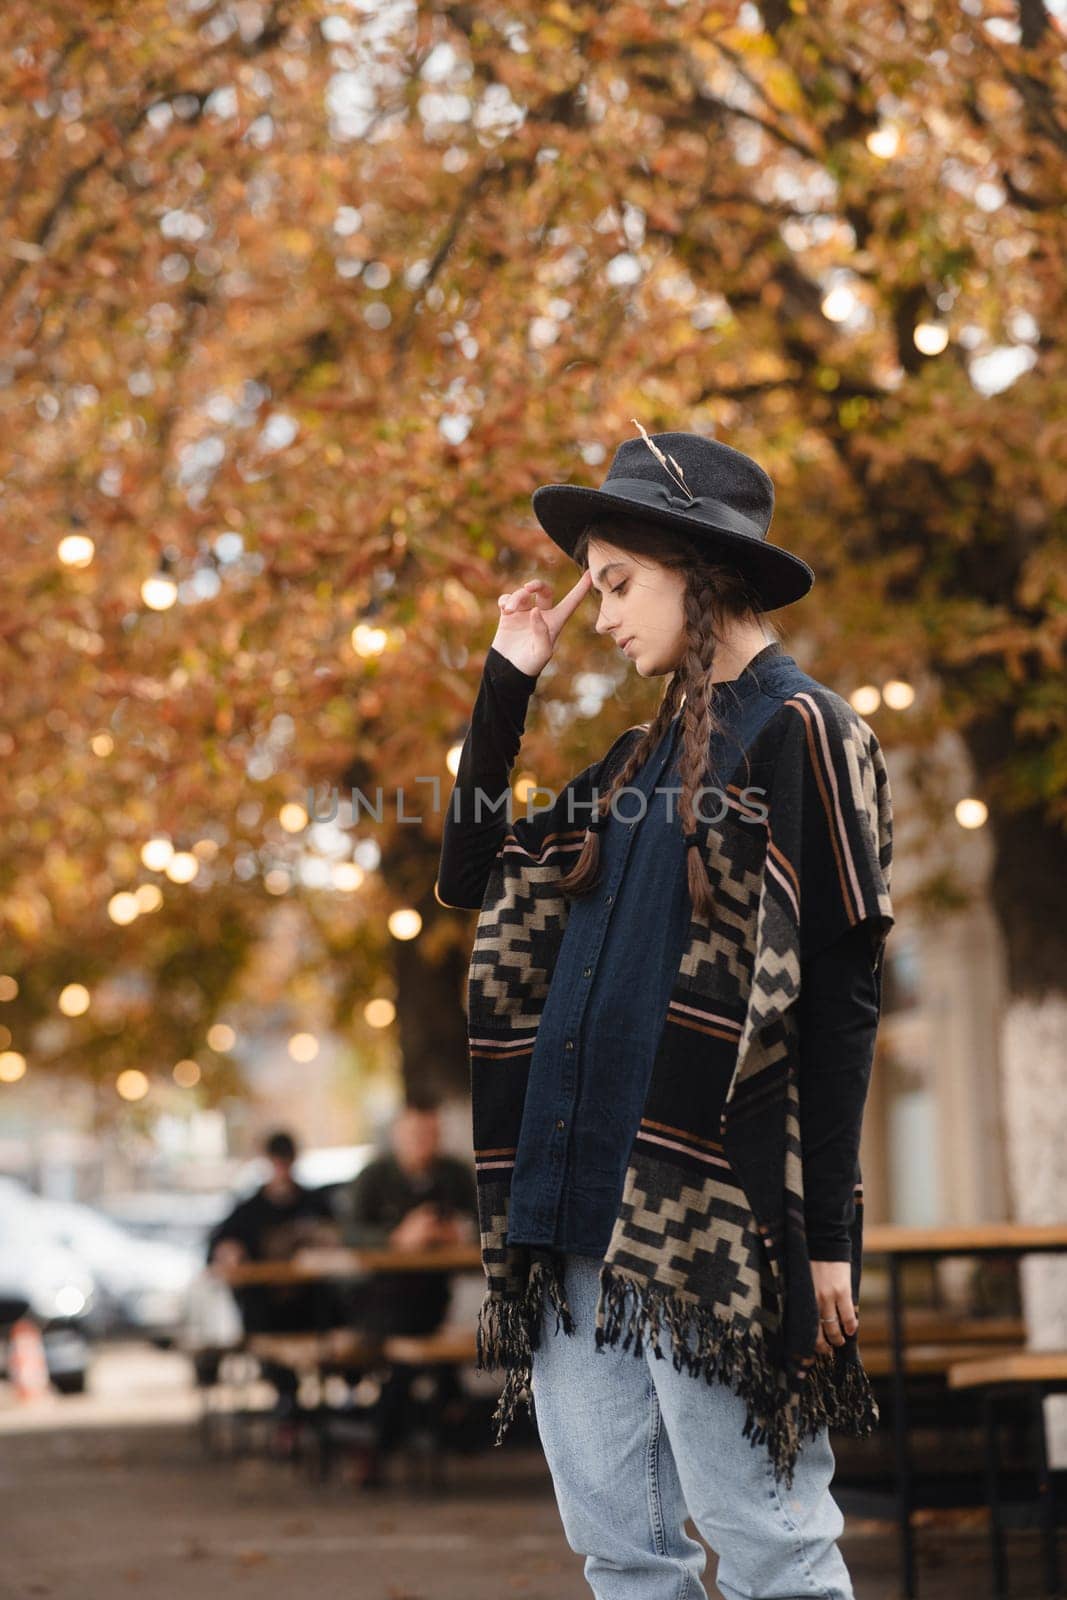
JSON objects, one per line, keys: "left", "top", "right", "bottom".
{"left": 599, "top": 478, "right": 766, "bottom": 543}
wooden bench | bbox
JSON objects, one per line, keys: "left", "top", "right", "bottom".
{"left": 863, "top": 1341, "right": 1026, "bottom": 1379}
{"left": 377, "top": 1330, "right": 481, "bottom": 1486}
{"left": 381, "top": 1330, "right": 479, "bottom": 1367}
{"left": 245, "top": 1328, "right": 382, "bottom": 1375}
{"left": 858, "top": 1312, "right": 1026, "bottom": 1383}
{"left": 949, "top": 1351, "right": 1067, "bottom": 1390}
{"left": 859, "top": 1311, "right": 1025, "bottom": 1348}
{"left": 199, "top": 1330, "right": 384, "bottom": 1468}
{"left": 947, "top": 1351, "right": 1067, "bottom": 1600}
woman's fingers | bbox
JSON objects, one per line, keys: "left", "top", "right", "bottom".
{"left": 494, "top": 572, "right": 590, "bottom": 658}
{"left": 817, "top": 1293, "right": 840, "bottom": 1353}
{"left": 546, "top": 569, "right": 594, "bottom": 626}
{"left": 814, "top": 1287, "right": 858, "bottom": 1356}
{"left": 498, "top": 580, "right": 550, "bottom": 614}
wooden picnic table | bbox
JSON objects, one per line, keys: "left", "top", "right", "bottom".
{"left": 861, "top": 1220, "right": 1067, "bottom": 1600}
{"left": 864, "top": 1222, "right": 1067, "bottom": 1255}
{"left": 221, "top": 1244, "right": 483, "bottom": 1286}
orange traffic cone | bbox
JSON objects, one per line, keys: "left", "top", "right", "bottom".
{"left": 8, "top": 1319, "right": 51, "bottom": 1403}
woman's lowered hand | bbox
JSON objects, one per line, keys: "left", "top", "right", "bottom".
{"left": 811, "top": 1259, "right": 858, "bottom": 1356}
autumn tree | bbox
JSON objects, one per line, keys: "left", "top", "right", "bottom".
{"left": 1, "top": 5, "right": 1063, "bottom": 1246}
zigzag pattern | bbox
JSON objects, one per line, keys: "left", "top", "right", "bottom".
{"left": 607, "top": 1157, "right": 779, "bottom": 1331}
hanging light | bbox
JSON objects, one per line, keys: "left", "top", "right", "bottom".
{"left": 882, "top": 679, "right": 915, "bottom": 710}
{"left": 914, "top": 322, "right": 949, "bottom": 356}
{"left": 821, "top": 284, "right": 857, "bottom": 323}
{"left": 108, "top": 891, "right": 140, "bottom": 925}
{"left": 866, "top": 125, "right": 901, "bottom": 159}
{"left": 58, "top": 983, "right": 91, "bottom": 1017}
{"left": 955, "top": 797, "right": 988, "bottom": 829}
{"left": 333, "top": 862, "right": 366, "bottom": 892}
{"left": 0, "top": 1051, "right": 27, "bottom": 1084}
{"left": 165, "top": 851, "right": 199, "bottom": 883}
{"left": 58, "top": 534, "right": 95, "bottom": 568}
{"left": 364, "top": 998, "right": 396, "bottom": 1028}
{"left": 141, "top": 837, "right": 174, "bottom": 871}
{"left": 142, "top": 573, "right": 178, "bottom": 611}
{"left": 351, "top": 622, "right": 389, "bottom": 657}
{"left": 116, "top": 1068, "right": 150, "bottom": 1101}
{"left": 849, "top": 685, "right": 881, "bottom": 715}
{"left": 387, "top": 908, "right": 422, "bottom": 941}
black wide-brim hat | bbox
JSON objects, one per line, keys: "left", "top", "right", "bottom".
{"left": 531, "top": 425, "right": 814, "bottom": 611}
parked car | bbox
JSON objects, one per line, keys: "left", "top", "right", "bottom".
{"left": 93, "top": 1189, "right": 231, "bottom": 1256}
{"left": 0, "top": 1178, "right": 94, "bottom": 1394}
{"left": 37, "top": 1198, "right": 201, "bottom": 1345}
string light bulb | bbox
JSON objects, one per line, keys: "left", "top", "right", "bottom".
{"left": 58, "top": 534, "right": 95, "bottom": 568}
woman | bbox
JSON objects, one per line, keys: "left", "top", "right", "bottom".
{"left": 437, "top": 427, "right": 894, "bottom": 1600}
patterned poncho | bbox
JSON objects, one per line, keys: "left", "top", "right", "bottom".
{"left": 465, "top": 682, "right": 895, "bottom": 1487}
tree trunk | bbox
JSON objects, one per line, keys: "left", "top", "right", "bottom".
{"left": 341, "top": 734, "right": 476, "bottom": 1108}
{"left": 376, "top": 821, "right": 473, "bottom": 1105}
{"left": 392, "top": 904, "right": 472, "bottom": 1104}
{"left": 962, "top": 710, "right": 1067, "bottom": 1462}
{"left": 1001, "top": 996, "right": 1067, "bottom": 1465}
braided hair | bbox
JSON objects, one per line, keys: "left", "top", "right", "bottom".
{"left": 556, "top": 514, "right": 780, "bottom": 922}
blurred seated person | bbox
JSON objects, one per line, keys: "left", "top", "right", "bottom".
{"left": 337, "top": 1094, "right": 479, "bottom": 1477}
{"left": 208, "top": 1129, "right": 341, "bottom": 1419}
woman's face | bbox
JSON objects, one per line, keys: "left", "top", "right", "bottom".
{"left": 587, "top": 536, "right": 687, "bottom": 677}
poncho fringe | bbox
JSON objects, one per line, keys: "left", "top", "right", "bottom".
{"left": 475, "top": 1260, "right": 879, "bottom": 1490}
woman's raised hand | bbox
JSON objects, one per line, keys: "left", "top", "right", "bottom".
{"left": 491, "top": 570, "right": 594, "bottom": 679}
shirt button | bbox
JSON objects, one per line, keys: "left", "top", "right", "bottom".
{"left": 583, "top": 966, "right": 592, "bottom": 978}
{"left": 605, "top": 894, "right": 614, "bottom": 904}
{"left": 556, "top": 1119, "right": 565, "bottom": 1131}
{"left": 565, "top": 1040, "right": 574, "bottom": 1050}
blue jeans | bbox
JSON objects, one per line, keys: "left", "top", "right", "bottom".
{"left": 529, "top": 1253, "right": 854, "bottom": 1600}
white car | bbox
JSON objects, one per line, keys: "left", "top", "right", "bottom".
{"left": 0, "top": 1178, "right": 95, "bottom": 1394}
{"left": 94, "top": 1189, "right": 231, "bottom": 1255}
{"left": 38, "top": 1198, "right": 201, "bottom": 1345}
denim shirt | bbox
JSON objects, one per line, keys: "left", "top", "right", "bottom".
{"left": 505, "top": 641, "right": 799, "bottom": 1257}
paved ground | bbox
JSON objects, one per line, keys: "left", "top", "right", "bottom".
{"left": 0, "top": 1345, "right": 1062, "bottom": 1599}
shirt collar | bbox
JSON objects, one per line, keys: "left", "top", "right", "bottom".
{"left": 732, "top": 639, "right": 787, "bottom": 678}
{"left": 677, "top": 640, "right": 790, "bottom": 712}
